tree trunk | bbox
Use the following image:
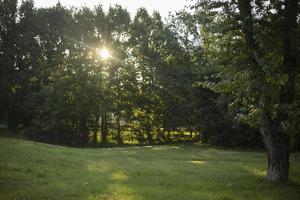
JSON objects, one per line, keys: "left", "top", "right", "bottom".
{"left": 259, "top": 107, "right": 289, "bottom": 182}
{"left": 146, "top": 126, "right": 153, "bottom": 144}
{"left": 116, "top": 116, "right": 123, "bottom": 145}
{"left": 166, "top": 130, "right": 170, "bottom": 142}
{"left": 258, "top": 81, "right": 290, "bottom": 182}
{"left": 147, "top": 133, "right": 153, "bottom": 144}
{"left": 80, "top": 118, "right": 89, "bottom": 147}
{"left": 263, "top": 130, "right": 289, "bottom": 182}
{"left": 101, "top": 107, "right": 108, "bottom": 145}
{"left": 93, "top": 131, "right": 98, "bottom": 145}
{"left": 93, "top": 116, "right": 99, "bottom": 145}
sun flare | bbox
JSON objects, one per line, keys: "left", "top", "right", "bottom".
{"left": 98, "top": 48, "right": 111, "bottom": 60}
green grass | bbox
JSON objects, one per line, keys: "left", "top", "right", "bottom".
{"left": 0, "top": 136, "right": 299, "bottom": 200}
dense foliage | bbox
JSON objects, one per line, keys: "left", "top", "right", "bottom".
{"left": 0, "top": 0, "right": 263, "bottom": 148}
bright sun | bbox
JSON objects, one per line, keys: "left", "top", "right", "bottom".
{"left": 98, "top": 48, "right": 111, "bottom": 60}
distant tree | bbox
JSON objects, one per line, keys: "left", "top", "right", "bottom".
{"left": 0, "top": 0, "right": 19, "bottom": 128}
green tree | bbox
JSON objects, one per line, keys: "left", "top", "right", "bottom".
{"left": 192, "top": 0, "right": 299, "bottom": 182}
{"left": 0, "top": 0, "right": 18, "bottom": 128}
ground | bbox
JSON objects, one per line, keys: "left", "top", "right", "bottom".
{"left": 0, "top": 136, "right": 299, "bottom": 200}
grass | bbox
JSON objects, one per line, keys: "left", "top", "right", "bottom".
{"left": 0, "top": 136, "right": 300, "bottom": 200}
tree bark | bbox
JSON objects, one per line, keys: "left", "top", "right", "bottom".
{"left": 79, "top": 117, "right": 89, "bottom": 147}
{"left": 259, "top": 101, "right": 289, "bottom": 182}
{"left": 93, "top": 131, "right": 98, "bottom": 145}
{"left": 263, "top": 129, "right": 289, "bottom": 182}
{"left": 146, "top": 125, "right": 153, "bottom": 144}
{"left": 93, "top": 116, "right": 100, "bottom": 145}
{"left": 116, "top": 115, "right": 123, "bottom": 144}
{"left": 101, "top": 105, "right": 108, "bottom": 145}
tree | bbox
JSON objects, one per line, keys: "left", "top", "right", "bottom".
{"left": 192, "top": 0, "right": 299, "bottom": 182}
{"left": 0, "top": 0, "right": 18, "bottom": 128}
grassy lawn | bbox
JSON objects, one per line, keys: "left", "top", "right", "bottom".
{"left": 0, "top": 136, "right": 300, "bottom": 200}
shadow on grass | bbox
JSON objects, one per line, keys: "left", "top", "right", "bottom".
{"left": 83, "top": 147, "right": 300, "bottom": 200}
{"left": 1, "top": 137, "right": 300, "bottom": 200}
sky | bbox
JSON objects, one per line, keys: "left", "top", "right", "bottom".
{"left": 32, "top": 0, "right": 192, "bottom": 19}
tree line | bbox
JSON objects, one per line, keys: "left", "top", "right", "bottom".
{"left": 0, "top": 0, "right": 263, "bottom": 147}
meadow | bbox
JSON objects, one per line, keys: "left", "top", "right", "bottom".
{"left": 0, "top": 136, "right": 300, "bottom": 200}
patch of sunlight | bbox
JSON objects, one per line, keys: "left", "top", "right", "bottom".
{"left": 253, "top": 168, "right": 266, "bottom": 176}
{"left": 131, "top": 145, "right": 179, "bottom": 150}
{"left": 144, "top": 145, "right": 154, "bottom": 148}
{"left": 92, "top": 193, "right": 140, "bottom": 200}
{"left": 154, "top": 146, "right": 180, "bottom": 150}
{"left": 245, "top": 166, "right": 266, "bottom": 177}
{"left": 91, "top": 184, "right": 141, "bottom": 200}
{"left": 152, "top": 147, "right": 164, "bottom": 150}
{"left": 86, "top": 161, "right": 110, "bottom": 173}
{"left": 188, "top": 160, "right": 206, "bottom": 165}
{"left": 216, "top": 150, "right": 237, "bottom": 155}
{"left": 142, "top": 146, "right": 180, "bottom": 150}
{"left": 88, "top": 193, "right": 139, "bottom": 200}
{"left": 111, "top": 171, "right": 128, "bottom": 181}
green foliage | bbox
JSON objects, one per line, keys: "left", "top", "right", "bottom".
{"left": 0, "top": 0, "right": 272, "bottom": 148}
{"left": 189, "top": 0, "right": 300, "bottom": 150}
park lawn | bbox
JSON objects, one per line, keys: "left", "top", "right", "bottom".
{"left": 0, "top": 137, "right": 300, "bottom": 200}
